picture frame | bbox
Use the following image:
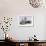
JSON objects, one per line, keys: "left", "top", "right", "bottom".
{"left": 17, "top": 16, "right": 34, "bottom": 27}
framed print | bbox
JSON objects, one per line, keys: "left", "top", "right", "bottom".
{"left": 17, "top": 16, "right": 34, "bottom": 27}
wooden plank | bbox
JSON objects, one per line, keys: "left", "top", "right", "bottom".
{"left": 24, "top": 43, "right": 28, "bottom": 46}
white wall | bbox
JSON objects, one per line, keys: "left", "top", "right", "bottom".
{"left": 44, "top": 16, "right": 46, "bottom": 40}
{"left": 8, "top": 16, "right": 45, "bottom": 40}
{"left": 0, "top": 0, "right": 46, "bottom": 40}
{"left": 0, "top": 16, "right": 45, "bottom": 40}
{"left": 0, "top": 0, "right": 46, "bottom": 17}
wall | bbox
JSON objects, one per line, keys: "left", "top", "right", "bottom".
{"left": 0, "top": 0, "right": 46, "bottom": 40}
{"left": 0, "top": 0, "right": 46, "bottom": 17}
{"left": 44, "top": 16, "right": 46, "bottom": 40}
{"left": 8, "top": 16, "right": 45, "bottom": 40}
{"left": 0, "top": 16, "right": 45, "bottom": 40}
